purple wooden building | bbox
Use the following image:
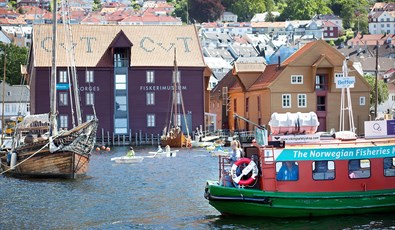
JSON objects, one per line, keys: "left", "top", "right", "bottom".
{"left": 28, "top": 24, "right": 210, "bottom": 136}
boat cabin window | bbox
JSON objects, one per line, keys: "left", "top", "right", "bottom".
{"left": 348, "top": 159, "right": 370, "bottom": 179}
{"left": 384, "top": 157, "right": 395, "bottom": 177}
{"left": 312, "top": 160, "right": 335, "bottom": 180}
{"left": 276, "top": 161, "right": 299, "bottom": 181}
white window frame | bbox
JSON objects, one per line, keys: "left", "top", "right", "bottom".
{"left": 359, "top": 96, "right": 365, "bottom": 106}
{"left": 59, "top": 70, "right": 68, "bottom": 83}
{"left": 291, "top": 75, "right": 303, "bottom": 84}
{"left": 86, "top": 70, "right": 94, "bottom": 83}
{"left": 146, "top": 71, "right": 155, "bottom": 83}
{"left": 115, "top": 74, "right": 126, "bottom": 90}
{"left": 86, "top": 114, "right": 95, "bottom": 121}
{"left": 146, "top": 92, "right": 155, "bottom": 105}
{"left": 86, "top": 92, "right": 94, "bottom": 105}
{"left": 297, "top": 94, "right": 307, "bottom": 108}
{"left": 282, "top": 94, "right": 291, "bottom": 108}
{"left": 147, "top": 114, "right": 155, "bottom": 127}
{"left": 59, "top": 115, "right": 68, "bottom": 128}
{"left": 59, "top": 92, "right": 68, "bottom": 106}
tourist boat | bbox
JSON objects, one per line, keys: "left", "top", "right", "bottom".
{"left": 204, "top": 60, "right": 395, "bottom": 217}
{"left": 111, "top": 156, "right": 144, "bottom": 164}
{"left": 160, "top": 49, "right": 191, "bottom": 148}
{"left": 204, "top": 115, "right": 395, "bottom": 217}
{"left": 0, "top": 1, "right": 98, "bottom": 179}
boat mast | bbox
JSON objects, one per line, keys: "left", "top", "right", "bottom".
{"left": 172, "top": 48, "right": 178, "bottom": 129}
{"left": 339, "top": 58, "right": 355, "bottom": 132}
{"left": 49, "top": 0, "right": 58, "bottom": 135}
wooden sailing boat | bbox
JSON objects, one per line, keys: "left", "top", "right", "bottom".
{"left": 0, "top": 0, "right": 98, "bottom": 179}
{"left": 160, "top": 48, "right": 191, "bottom": 148}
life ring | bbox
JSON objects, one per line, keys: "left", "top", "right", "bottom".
{"left": 230, "top": 158, "right": 259, "bottom": 186}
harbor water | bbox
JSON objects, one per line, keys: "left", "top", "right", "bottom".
{"left": 0, "top": 146, "right": 394, "bottom": 229}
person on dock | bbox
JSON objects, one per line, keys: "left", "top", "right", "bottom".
{"left": 126, "top": 147, "right": 135, "bottom": 157}
{"left": 229, "top": 140, "right": 242, "bottom": 165}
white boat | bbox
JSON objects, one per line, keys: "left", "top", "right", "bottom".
{"left": 210, "top": 149, "right": 230, "bottom": 157}
{"left": 148, "top": 150, "right": 178, "bottom": 157}
{"left": 111, "top": 156, "right": 144, "bottom": 164}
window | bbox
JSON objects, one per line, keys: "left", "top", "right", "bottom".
{"left": 86, "top": 70, "right": 94, "bottom": 83}
{"left": 359, "top": 96, "right": 365, "bottom": 106}
{"left": 59, "top": 115, "right": 68, "bottom": 128}
{"left": 146, "top": 71, "right": 154, "bottom": 83}
{"left": 282, "top": 94, "right": 291, "bottom": 108}
{"left": 146, "top": 92, "right": 155, "bottom": 105}
{"left": 86, "top": 114, "right": 95, "bottom": 121}
{"left": 297, "top": 94, "right": 306, "bottom": 107}
{"left": 86, "top": 92, "right": 94, "bottom": 105}
{"left": 349, "top": 159, "right": 370, "bottom": 179}
{"left": 384, "top": 157, "right": 395, "bottom": 177}
{"left": 315, "top": 74, "right": 327, "bottom": 90}
{"left": 317, "top": 96, "right": 326, "bottom": 111}
{"left": 59, "top": 71, "right": 68, "bottom": 83}
{"left": 115, "top": 74, "right": 126, "bottom": 90}
{"left": 291, "top": 75, "right": 303, "bottom": 84}
{"left": 312, "top": 161, "right": 335, "bottom": 180}
{"left": 59, "top": 92, "right": 68, "bottom": 106}
{"left": 276, "top": 161, "right": 299, "bottom": 181}
{"left": 245, "top": 97, "right": 249, "bottom": 112}
{"left": 147, "top": 114, "right": 155, "bottom": 127}
{"left": 177, "top": 92, "right": 181, "bottom": 104}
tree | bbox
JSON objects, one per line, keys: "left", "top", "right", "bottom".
{"left": 172, "top": 0, "right": 188, "bottom": 23}
{"left": 278, "top": 0, "right": 332, "bottom": 21}
{"left": 226, "top": 0, "right": 266, "bottom": 22}
{"left": 0, "top": 43, "right": 29, "bottom": 86}
{"left": 188, "top": 0, "right": 224, "bottom": 23}
{"left": 364, "top": 74, "right": 389, "bottom": 109}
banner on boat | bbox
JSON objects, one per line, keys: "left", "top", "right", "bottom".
{"left": 267, "top": 145, "right": 395, "bottom": 161}
{"left": 364, "top": 120, "right": 395, "bottom": 139}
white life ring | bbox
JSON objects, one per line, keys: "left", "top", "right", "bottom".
{"left": 230, "top": 157, "right": 259, "bottom": 186}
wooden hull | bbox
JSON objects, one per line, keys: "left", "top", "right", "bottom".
{"left": 1, "top": 150, "right": 89, "bottom": 179}
{"left": 205, "top": 181, "right": 395, "bottom": 217}
{"left": 0, "top": 119, "right": 98, "bottom": 179}
{"left": 160, "top": 132, "right": 186, "bottom": 148}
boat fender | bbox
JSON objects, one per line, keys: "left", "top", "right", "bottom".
{"left": 230, "top": 158, "right": 259, "bottom": 186}
{"left": 10, "top": 152, "right": 17, "bottom": 169}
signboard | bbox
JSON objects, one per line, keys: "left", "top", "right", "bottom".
{"left": 271, "top": 133, "right": 321, "bottom": 143}
{"left": 255, "top": 127, "right": 268, "bottom": 146}
{"left": 335, "top": 76, "right": 355, "bottom": 88}
{"left": 56, "top": 83, "right": 70, "bottom": 90}
{"left": 364, "top": 120, "right": 395, "bottom": 139}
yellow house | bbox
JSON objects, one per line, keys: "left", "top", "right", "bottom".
{"left": 220, "top": 40, "right": 371, "bottom": 135}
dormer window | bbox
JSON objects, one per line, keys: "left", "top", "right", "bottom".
{"left": 7, "top": 91, "right": 11, "bottom": 96}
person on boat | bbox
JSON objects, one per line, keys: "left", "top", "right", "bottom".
{"left": 229, "top": 140, "right": 242, "bottom": 165}
{"left": 126, "top": 147, "right": 135, "bottom": 157}
{"left": 157, "top": 145, "right": 163, "bottom": 153}
{"left": 276, "top": 161, "right": 299, "bottom": 181}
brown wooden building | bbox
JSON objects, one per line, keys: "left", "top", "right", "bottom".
{"left": 211, "top": 40, "right": 371, "bottom": 135}
{"left": 28, "top": 24, "right": 210, "bottom": 136}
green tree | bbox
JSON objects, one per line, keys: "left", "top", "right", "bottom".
{"left": 328, "top": 0, "right": 370, "bottom": 32}
{"left": 0, "top": 43, "right": 29, "bottom": 86}
{"left": 188, "top": 0, "right": 224, "bottom": 23}
{"left": 92, "top": 0, "right": 102, "bottom": 11}
{"left": 226, "top": 0, "right": 266, "bottom": 22}
{"left": 172, "top": 0, "right": 188, "bottom": 23}
{"left": 364, "top": 74, "right": 389, "bottom": 109}
{"left": 278, "top": 0, "right": 332, "bottom": 21}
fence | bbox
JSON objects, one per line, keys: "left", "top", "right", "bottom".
{"left": 96, "top": 129, "right": 161, "bottom": 147}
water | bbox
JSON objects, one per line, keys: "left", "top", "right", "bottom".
{"left": 0, "top": 146, "right": 394, "bottom": 229}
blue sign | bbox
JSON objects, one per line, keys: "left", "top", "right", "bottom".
{"left": 275, "top": 145, "right": 395, "bottom": 161}
{"left": 56, "top": 83, "right": 70, "bottom": 90}
{"left": 387, "top": 120, "right": 395, "bottom": 135}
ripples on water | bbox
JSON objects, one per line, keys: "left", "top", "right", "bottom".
{"left": 0, "top": 146, "right": 394, "bottom": 229}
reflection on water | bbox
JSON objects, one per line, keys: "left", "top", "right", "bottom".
{"left": 0, "top": 146, "right": 394, "bottom": 229}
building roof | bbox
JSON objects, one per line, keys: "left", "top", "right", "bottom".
{"left": 32, "top": 24, "right": 205, "bottom": 68}
{"left": 0, "top": 82, "right": 30, "bottom": 102}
